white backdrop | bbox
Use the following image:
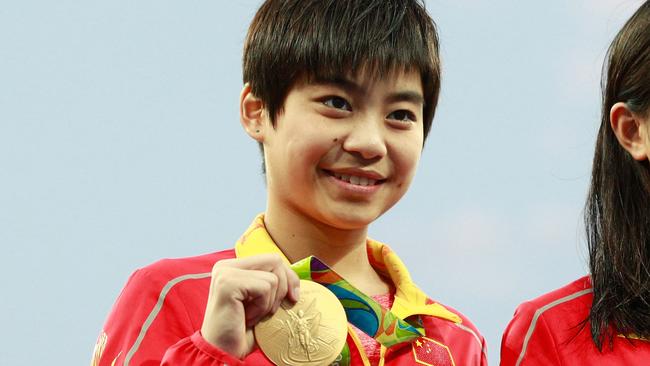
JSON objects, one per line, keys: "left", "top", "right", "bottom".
{"left": 0, "top": 1, "right": 644, "bottom": 365}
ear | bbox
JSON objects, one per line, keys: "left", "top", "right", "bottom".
{"left": 610, "top": 102, "right": 649, "bottom": 161}
{"left": 240, "top": 83, "right": 267, "bottom": 142}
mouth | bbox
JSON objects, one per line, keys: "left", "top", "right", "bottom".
{"left": 322, "top": 169, "right": 386, "bottom": 187}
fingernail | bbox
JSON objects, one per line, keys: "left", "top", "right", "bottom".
{"left": 293, "top": 286, "right": 300, "bottom": 301}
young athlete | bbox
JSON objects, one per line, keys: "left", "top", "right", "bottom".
{"left": 91, "top": 1, "right": 487, "bottom": 365}
{"left": 500, "top": 2, "right": 650, "bottom": 365}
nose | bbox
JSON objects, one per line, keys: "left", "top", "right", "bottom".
{"left": 341, "top": 116, "right": 387, "bottom": 160}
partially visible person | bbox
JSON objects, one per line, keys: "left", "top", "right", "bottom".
{"left": 501, "top": 2, "right": 650, "bottom": 365}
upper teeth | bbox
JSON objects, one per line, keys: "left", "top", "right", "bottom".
{"left": 333, "top": 173, "right": 377, "bottom": 186}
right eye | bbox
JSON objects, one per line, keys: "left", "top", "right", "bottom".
{"left": 322, "top": 96, "right": 352, "bottom": 111}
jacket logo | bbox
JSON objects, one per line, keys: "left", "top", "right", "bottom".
{"left": 412, "top": 337, "right": 455, "bottom": 366}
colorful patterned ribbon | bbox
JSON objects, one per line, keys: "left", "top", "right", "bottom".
{"left": 291, "top": 256, "right": 423, "bottom": 348}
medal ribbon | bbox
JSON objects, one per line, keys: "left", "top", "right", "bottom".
{"left": 290, "top": 256, "right": 423, "bottom": 348}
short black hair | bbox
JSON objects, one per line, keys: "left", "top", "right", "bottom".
{"left": 243, "top": 0, "right": 441, "bottom": 141}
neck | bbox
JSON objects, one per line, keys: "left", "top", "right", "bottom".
{"left": 263, "top": 205, "right": 391, "bottom": 296}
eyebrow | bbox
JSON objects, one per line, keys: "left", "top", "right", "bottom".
{"left": 385, "top": 91, "right": 424, "bottom": 106}
{"left": 312, "top": 76, "right": 424, "bottom": 106}
{"left": 312, "top": 76, "right": 362, "bottom": 94}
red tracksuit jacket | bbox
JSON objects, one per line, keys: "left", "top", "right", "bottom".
{"left": 501, "top": 276, "right": 650, "bottom": 365}
{"left": 92, "top": 215, "right": 487, "bottom": 366}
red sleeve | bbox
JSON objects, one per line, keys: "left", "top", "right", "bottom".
{"left": 162, "top": 332, "right": 244, "bottom": 366}
{"left": 500, "top": 303, "right": 562, "bottom": 366}
{"left": 93, "top": 269, "right": 243, "bottom": 366}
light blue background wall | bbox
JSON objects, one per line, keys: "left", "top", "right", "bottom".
{"left": 0, "top": 1, "right": 644, "bottom": 364}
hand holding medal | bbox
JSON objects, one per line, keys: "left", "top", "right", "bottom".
{"left": 200, "top": 254, "right": 301, "bottom": 359}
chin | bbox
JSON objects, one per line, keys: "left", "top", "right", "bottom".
{"left": 322, "top": 210, "right": 380, "bottom": 231}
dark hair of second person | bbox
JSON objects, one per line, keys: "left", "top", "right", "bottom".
{"left": 586, "top": 0, "right": 650, "bottom": 350}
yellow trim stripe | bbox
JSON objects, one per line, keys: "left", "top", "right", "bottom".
{"left": 347, "top": 324, "right": 372, "bottom": 366}
{"left": 617, "top": 333, "right": 650, "bottom": 342}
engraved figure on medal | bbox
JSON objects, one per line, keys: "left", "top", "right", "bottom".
{"left": 278, "top": 298, "right": 338, "bottom": 364}
{"left": 255, "top": 280, "right": 347, "bottom": 366}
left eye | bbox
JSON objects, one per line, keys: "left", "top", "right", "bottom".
{"left": 387, "top": 110, "right": 416, "bottom": 122}
{"left": 323, "top": 97, "right": 352, "bottom": 111}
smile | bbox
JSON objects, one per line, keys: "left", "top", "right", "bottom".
{"left": 323, "top": 169, "right": 386, "bottom": 187}
{"left": 332, "top": 173, "right": 377, "bottom": 186}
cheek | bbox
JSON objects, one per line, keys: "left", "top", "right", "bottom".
{"left": 392, "top": 144, "right": 422, "bottom": 186}
{"left": 394, "top": 140, "right": 422, "bottom": 170}
{"left": 283, "top": 131, "right": 334, "bottom": 168}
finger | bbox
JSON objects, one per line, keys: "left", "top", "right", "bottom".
{"left": 266, "top": 269, "right": 279, "bottom": 317}
{"left": 285, "top": 265, "right": 301, "bottom": 302}
{"left": 212, "top": 267, "right": 277, "bottom": 323}
{"left": 234, "top": 269, "right": 279, "bottom": 325}
{"left": 270, "top": 265, "right": 288, "bottom": 313}
{"left": 245, "top": 329, "right": 256, "bottom": 352}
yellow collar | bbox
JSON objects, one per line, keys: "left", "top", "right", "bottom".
{"left": 235, "top": 214, "right": 461, "bottom": 324}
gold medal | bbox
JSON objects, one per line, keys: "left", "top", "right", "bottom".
{"left": 254, "top": 280, "right": 348, "bottom": 366}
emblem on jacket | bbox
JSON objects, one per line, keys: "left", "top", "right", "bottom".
{"left": 412, "top": 337, "right": 455, "bottom": 366}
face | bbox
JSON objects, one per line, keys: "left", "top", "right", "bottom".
{"left": 259, "top": 69, "right": 425, "bottom": 230}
